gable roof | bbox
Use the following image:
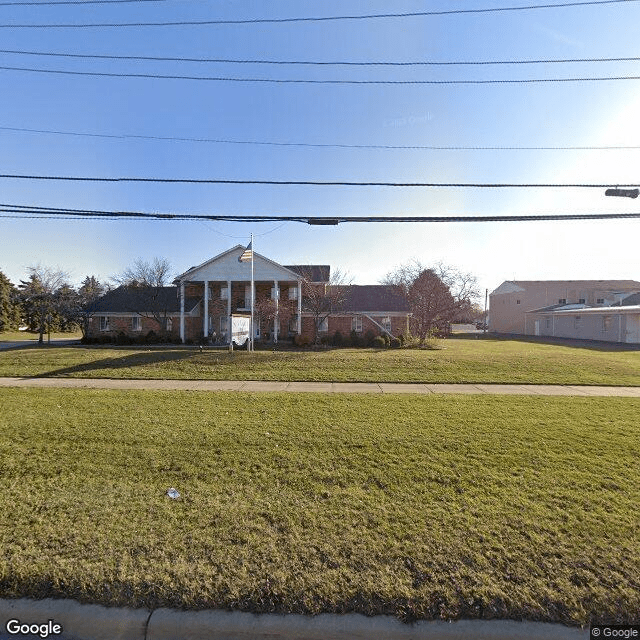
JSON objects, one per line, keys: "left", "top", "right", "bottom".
{"left": 621, "top": 292, "right": 640, "bottom": 306}
{"left": 87, "top": 286, "right": 199, "bottom": 314}
{"left": 491, "top": 282, "right": 526, "bottom": 295}
{"left": 284, "top": 265, "right": 330, "bottom": 282}
{"left": 492, "top": 279, "right": 640, "bottom": 296}
{"left": 341, "top": 285, "right": 410, "bottom": 313}
{"left": 176, "top": 246, "right": 301, "bottom": 282}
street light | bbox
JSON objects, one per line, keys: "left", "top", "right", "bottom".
{"left": 605, "top": 187, "right": 639, "bottom": 199}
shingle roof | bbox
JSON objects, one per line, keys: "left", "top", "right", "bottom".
{"left": 284, "top": 265, "right": 330, "bottom": 282}
{"left": 341, "top": 285, "right": 410, "bottom": 313}
{"left": 621, "top": 292, "right": 640, "bottom": 306}
{"left": 87, "top": 286, "right": 199, "bottom": 313}
{"left": 504, "top": 279, "right": 640, "bottom": 286}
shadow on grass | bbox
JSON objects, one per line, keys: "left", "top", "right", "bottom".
{"left": 33, "top": 347, "right": 288, "bottom": 379}
{"left": 454, "top": 333, "right": 640, "bottom": 353}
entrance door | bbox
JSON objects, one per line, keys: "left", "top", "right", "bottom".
{"left": 625, "top": 315, "right": 640, "bottom": 343}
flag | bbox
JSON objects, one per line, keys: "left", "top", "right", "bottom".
{"left": 238, "top": 241, "right": 253, "bottom": 262}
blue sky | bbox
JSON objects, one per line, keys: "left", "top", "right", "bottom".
{"left": 1, "top": 0, "right": 640, "bottom": 300}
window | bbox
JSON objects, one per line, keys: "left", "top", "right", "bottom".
{"left": 352, "top": 316, "right": 363, "bottom": 332}
{"left": 288, "top": 287, "right": 298, "bottom": 301}
{"left": 558, "top": 299, "right": 566, "bottom": 305}
{"left": 220, "top": 287, "right": 229, "bottom": 300}
{"left": 99, "top": 316, "right": 110, "bottom": 331}
{"left": 271, "top": 286, "right": 279, "bottom": 300}
{"left": 220, "top": 316, "right": 229, "bottom": 334}
{"left": 131, "top": 316, "right": 141, "bottom": 331}
{"left": 165, "top": 318, "right": 172, "bottom": 332}
{"left": 381, "top": 316, "right": 392, "bottom": 333}
{"left": 545, "top": 317, "right": 551, "bottom": 329}
{"left": 244, "top": 285, "right": 252, "bottom": 309}
{"left": 289, "top": 316, "right": 298, "bottom": 332}
{"left": 318, "top": 317, "right": 329, "bottom": 333}
{"left": 516, "top": 300, "right": 521, "bottom": 305}
{"left": 578, "top": 298, "right": 585, "bottom": 304}
{"left": 602, "top": 316, "right": 611, "bottom": 332}
{"left": 597, "top": 298, "right": 604, "bottom": 304}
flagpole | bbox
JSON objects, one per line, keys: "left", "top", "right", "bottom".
{"left": 250, "top": 233, "right": 254, "bottom": 352}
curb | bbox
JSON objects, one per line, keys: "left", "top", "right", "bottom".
{"left": 0, "top": 599, "right": 589, "bottom": 640}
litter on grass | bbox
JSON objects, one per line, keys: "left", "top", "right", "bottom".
{"left": 166, "top": 488, "right": 180, "bottom": 499}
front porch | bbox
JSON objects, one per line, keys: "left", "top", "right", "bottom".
{"left": 176, "top": 246, "right": 305, "bottom": 345}
{"left": 179, "top": 279, "right": 303, "bottom": 345}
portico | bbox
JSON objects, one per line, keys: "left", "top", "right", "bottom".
{"left": 175, "top": 245, "right": 303, "bottom": 345}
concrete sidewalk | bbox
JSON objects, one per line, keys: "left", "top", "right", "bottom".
{"left": 0, "top": 376, "right": 639, "bottom": 396}
{"left": 0, "top": 598, "right": 589, "bottom": 640}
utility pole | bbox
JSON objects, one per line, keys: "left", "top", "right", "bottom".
{"left": 483, "top": 289, "right": 488, "bottom": 334}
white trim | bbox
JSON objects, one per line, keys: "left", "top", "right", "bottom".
{"left": 203, "top": 279, "right": 209, "bottom": 338}
{"left": 175, "top": 245, "right": 301, "bottom": 282}
{"left": 180, "top": 281, "right": 185, "bottom": 343}
{"left": 533, "top": 305, "right": 640, "bottom": 315}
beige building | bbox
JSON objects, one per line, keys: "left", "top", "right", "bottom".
{"left": 489, "top": 280, "right": 640, "bottom": 336}
{"left": 525, "top": 300, "right": 640, "bottom": 344}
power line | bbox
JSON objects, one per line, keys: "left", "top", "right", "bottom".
{"left": 3, "top": 125, "right": 640, "bottom": 151}
{"left": 0, "top": 0, "right": 169, "bottom": 5}
{"left": 1, "top": 174, "right": 638, "bottom": 188}
{"left": 3, "top": 64, "right": 640, "bottom": 84}
{"left": 0, "top": 0, "right": 636, "bottom": 28}
{"left": 1, "top": 203, "right": 639, "bottom": 223}
{"left": 2, "top": 48, "right": 640, "bottom": 67}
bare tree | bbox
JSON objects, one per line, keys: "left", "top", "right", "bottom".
{"left": 113, "top": 257, "right": 174, "bottom": 336}
{"left": 115, "top": 257, "right": 172, "bottom": 289}
{"left": 411, "top": 269, "right": 458, "bottom": 340}
{"left": 18, "top": 265, "right": 69, "bottom": 344}
{"left": 383, "top": 261, "right": 480, "bottom": 341}
{"left": 253, "top": 291, "right": 297, "bottom": 342}
{"left": 433, "top": 262, "right": 480, "bottom": 307}
{"left": 301, "top": 268, "right": 351, "bottom": 344}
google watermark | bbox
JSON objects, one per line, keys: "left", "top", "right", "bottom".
{"left": 591, "top": 626, "right": 640, "bottom": 638}
{"left": 5, "top": 619, "right": 63, "bottom": 639}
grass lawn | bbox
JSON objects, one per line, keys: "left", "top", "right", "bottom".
{"left": 0, "top": 338, "right": 638, "bottom": 385}
{"left": 1, "top": 388, "right": 638, "bottom": 624}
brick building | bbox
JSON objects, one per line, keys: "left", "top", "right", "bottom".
{"left": 86, "top": 245, "right": 411, "bottom": 344}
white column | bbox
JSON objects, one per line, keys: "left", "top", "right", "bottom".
{"left": 297, "top": 279, "right": 302, "bottom": 334}
{"left": 179, "top": 280, "right": 185, "bottom": 343}
{"left": 227, "top": 280, "right": 232, "bottom": 345}
{"left": 273, "top": 280, "right": 279, "bottom": 343}
{"left": 203, "top": 280, "right": 209, "bottom": 340}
